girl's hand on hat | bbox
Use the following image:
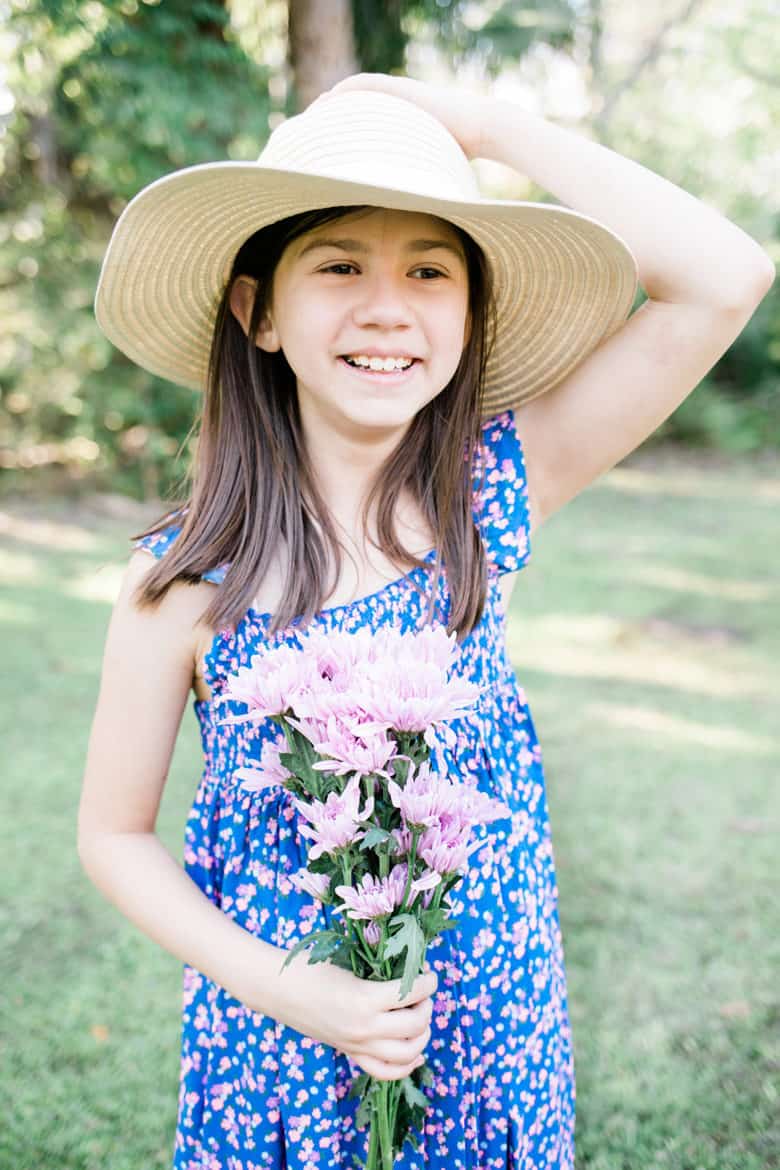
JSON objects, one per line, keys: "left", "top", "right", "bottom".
{"left": 310, "top": 72, "right": 486, "bottom": 161}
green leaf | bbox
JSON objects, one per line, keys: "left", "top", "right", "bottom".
{"left": 347, "top": 1071, "right": 370, "bottom": 1100}
{"left": 279, "top": 928, "right": 341, "bottom": 968}
{"left": 400, "top": 1074, "right": 429, "bottom": 1110}
{"left": 327, "top": 940, "right": 355, "bottom": 971}
{"left": 418, "top": 906, "right": 454, "bottom": 935}
{"left": 307, "top": 930, "right": 348, "bottom": 963}
{"left": 355, "top": 1091, "right": 374, "bottom": 1129}
{"left": 359, "top": 824, "right": 392, "bottom": 851}
{"left": 355, "top": 1071, "right": 383, "bottom": 1127}
{"left": 383, "top": 913, "right": 425, "bottom": 998}
{"left": 307, "top": 854, "right": 336, "bottom": 876}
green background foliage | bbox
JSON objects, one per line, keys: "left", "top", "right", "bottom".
{"left": 1, "top": 0, "right": 777, "bottom": 501}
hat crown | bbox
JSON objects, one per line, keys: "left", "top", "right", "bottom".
{"left": 256, "top": 89, "right": 481, "bottom": 203}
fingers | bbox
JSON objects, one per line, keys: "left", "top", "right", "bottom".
{"left": 384, "top": 997, "right": 433, "bottom": 1037}
{"left": 374, "top": 1025, "right": 431, "bottom": 1066}
{"left": 349, "top": 1026, "right": 430, "bottom": 1069}
{"left": 379, "top": 970, "right": 438, "bottom": 1008}
{"left": 352, "top": 1052, "right": 425, "bottom": 1083}
{"left": 343, "top": 966, "right": 436, "bottom": 1082}
{"left": 345, "top": 1033, "right": 430, "bottom": 1083}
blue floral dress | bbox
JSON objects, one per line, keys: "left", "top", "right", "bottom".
{"left": 134, "top": 409, "right": 575, "bottom": 1170}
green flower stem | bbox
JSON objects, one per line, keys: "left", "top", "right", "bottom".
{"left": 379, "top": 917, "right": 391, "bottom": 980}
{"left": 378, "top": 1081, "right": 394, "bottom": 1170}
{"left": 388, "top": 1079, "right": 403, "bottom": 1158}
{"left": 338, "top": 856, "right": 379, "bottom": 973}
{"left": 366, "top": 1069, "right": 406, "bottom": 1169}
{"left": 399, "top": 826, "right": 423, "bottom": 911}
{"left": 352, "top": 921, "right": 382, "bottom": 972}
{"left": 366, "top": 1098, "right": 379, "bottom": 1169}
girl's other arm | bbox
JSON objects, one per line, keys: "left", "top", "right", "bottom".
{"left": 76, "top": 552, "right": 303, "bottom": 1017}
{"left": 318, "top": 74, "right": 775, "bottom": 530}
{"left": 475, "top": 99, "right": 775, "bottom": 529}
{"left": 77, "top": 551, "right": 439, "bottom": 1078}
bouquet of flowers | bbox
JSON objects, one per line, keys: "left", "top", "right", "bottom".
{"left": 214, "top": 624, "right": 510, "bottom": 1170}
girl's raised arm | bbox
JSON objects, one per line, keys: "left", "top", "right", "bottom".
{"left": 475, "top": 98, "right": 774, "bottom": 528}
{"left": 323, "top": 74, "right": 775, "bottom": 531}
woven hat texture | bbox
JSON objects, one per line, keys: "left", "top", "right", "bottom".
{"left": 94, "top": 89, "right": 639, "bottom": 415}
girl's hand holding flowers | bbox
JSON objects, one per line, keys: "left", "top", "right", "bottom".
{"left": 261, "top": 946, "right": 437, "bottom": 1085}
{"left": 308, "top": 72, "right": 487, "bottom": 161}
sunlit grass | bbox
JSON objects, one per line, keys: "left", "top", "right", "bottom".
{"left": 1, "top": 450, "right": 777, "bottom": 1170}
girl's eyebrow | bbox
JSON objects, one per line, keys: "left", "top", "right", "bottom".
{"left": 296, "top": 236, "right": 466, "bottom": 265}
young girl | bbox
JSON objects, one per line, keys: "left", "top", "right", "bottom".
{"left": 78, "top": 73, "right": 773, "bottom": 1170}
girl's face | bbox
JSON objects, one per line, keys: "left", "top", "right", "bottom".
{"left": 231, "top": 207, "right": 472, "bottom": 437}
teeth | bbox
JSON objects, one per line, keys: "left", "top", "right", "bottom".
{"left": 344, "top": 355, "right": 414, "bottom": 371}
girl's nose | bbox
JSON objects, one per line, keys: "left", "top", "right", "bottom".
{"left": 350, "top": 275, "right": 416, "bottom": 327}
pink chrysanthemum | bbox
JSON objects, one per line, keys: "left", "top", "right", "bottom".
{"left": 416, "top": 820, "right": 482, "bottom": 877}
{"left": 292, "top": 774, "right": 374, "bottom": 861}
{"left": 309, "top": 714, "right": 396, "bottom": 780}
{"left": 289, "top": 869, "right": 331, "bottom": 902}
{"left": 364, "top": 920, "right": 382, "bottom": 947}
{"left": 391, "top": 823, "right": 413, "bottom": 857}
{"left": 215, "top": 644, "right": 318, "bottom": 723}
{"left": 333, "top": 861, "right": 440, "bottom": 921}
{"left": 217, "top": 626, "right": 483, "bottom": 759}
{"left": 235, "top": 736, "right": 293, "bottom": 791}
{"left": 387, "top": 759, "right": 444, "bottom": 829}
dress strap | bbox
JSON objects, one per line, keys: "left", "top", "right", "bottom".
{"left": 132, "top": 507, "right": 228, "bottom": 584}
{"left": 472, "top": 409, "right": 532, "bottom": 576}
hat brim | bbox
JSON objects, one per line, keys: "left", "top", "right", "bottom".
{"left": 95, "top": 162, "right": 639, "bottom": 415}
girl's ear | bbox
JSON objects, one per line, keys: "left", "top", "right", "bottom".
{"left": 229, "top": 276, "right": 280, "bottom": 352}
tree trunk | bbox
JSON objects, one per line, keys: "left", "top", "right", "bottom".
{"left": 288, "top": 0, "right": 358, "bottom": 113}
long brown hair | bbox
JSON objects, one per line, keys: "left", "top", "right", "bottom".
{"left": 131, "top": 204, "right": 498, "bottom": 641}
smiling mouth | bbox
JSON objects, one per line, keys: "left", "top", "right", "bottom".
{"left": 338, "top": 356, "right": 421, "bottom": 376}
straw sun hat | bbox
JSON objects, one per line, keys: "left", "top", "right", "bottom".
{"left": 94, "top": 88, "right": 639, "bottom": 416}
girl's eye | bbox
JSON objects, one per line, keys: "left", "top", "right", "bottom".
{"left": 319, "top": 264, "right": 445, "bottom": 279}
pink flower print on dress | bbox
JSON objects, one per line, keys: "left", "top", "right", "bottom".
{"left": 292, "top": 774, "right": 374, "bottom": 861}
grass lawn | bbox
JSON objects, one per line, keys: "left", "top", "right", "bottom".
{"left": 1, "top": 445, "right": 778, "bottom": 1170}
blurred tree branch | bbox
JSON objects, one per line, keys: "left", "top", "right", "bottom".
{"left": 592, "top": 0, "right": 707, "bottom": 136}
